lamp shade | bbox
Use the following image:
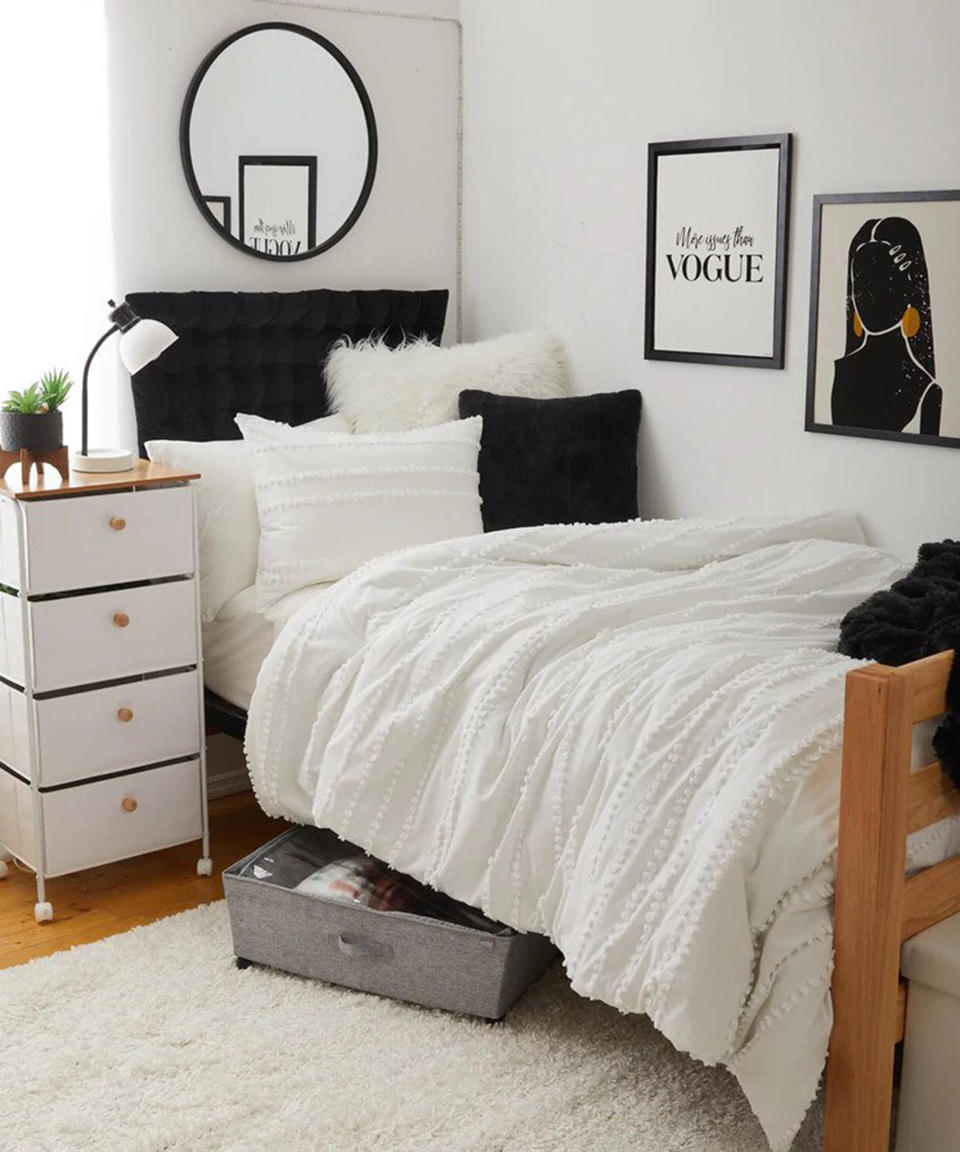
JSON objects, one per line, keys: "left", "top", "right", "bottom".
{"left": 118, "top": 319, "right": 178, "bottom": 374}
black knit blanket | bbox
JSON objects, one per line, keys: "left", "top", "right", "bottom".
{"left": 839, "top": 540, "right": 960, "bottom": 788}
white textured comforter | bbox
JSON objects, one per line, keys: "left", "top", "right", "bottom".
{"left": 247, "top": 513, "right": 907, "bottom": 1150}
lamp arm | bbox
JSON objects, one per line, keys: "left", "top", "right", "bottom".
{"left": 81, "top": 325, "right": 118, "bottom": 457}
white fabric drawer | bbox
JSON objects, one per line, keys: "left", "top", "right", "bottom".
{"left": 0, "top": 765, "right": 36, "bottom": 868}
{"left": 0, "top": 593, "right": 25, "bottom": 686}
{"left": 42, "top": 758, "right": 202, "bottom": 877}
{"left": 0, "top": 498, "right": 18, "bottom": 590}
{"left": 33, "top": 671, "right": 200, "bottom": 787}
{"left": 0, "top": 678, "right": 30, "bottom": 773}
{"left": 26, "top": 580, "right": 198, "bottom": 692}
{"left": 2, "top": 487, "right": 194, "bottom": 595}
{"left": 0, "top": 758, "right": 203, "bottom": 876}
{"left": 0, "top": 672, "right": 201, "bottom": 786}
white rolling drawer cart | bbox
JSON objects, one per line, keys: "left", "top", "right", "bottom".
{"left": 0, "top": 460, "right": 211, "bottom": 922}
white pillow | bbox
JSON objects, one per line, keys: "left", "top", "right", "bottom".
{"left": 233, "top": 413, "right": 348, "bottom": 442}
{"left": 325, "top": 331, "right": 571, "bottom": 433}
{"left": 146, "top": 412, "right": 348, "bottom": 623}
{"left": 241, "top": 416, "right": 484, "bottom": 609}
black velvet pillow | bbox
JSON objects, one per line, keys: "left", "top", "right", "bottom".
{"left": 457, "top": 389, "right": 642, "bottom": 532}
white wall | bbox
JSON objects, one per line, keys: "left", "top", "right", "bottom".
{"left": 2, "top": 4, "right": 113, "bottom": 453}
{"left": 459, "top": 0, "right": 960, "bottom": 560}
{"left": 104, "top": 0, "right": 461, "bottom": 450}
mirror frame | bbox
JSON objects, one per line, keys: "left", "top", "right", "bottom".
{"left": 179, "top": 22, "right": 379, "bottom": 262}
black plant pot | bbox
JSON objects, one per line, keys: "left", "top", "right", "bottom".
{"left": 0, "top": 410, "right": 63, "bottom": 452}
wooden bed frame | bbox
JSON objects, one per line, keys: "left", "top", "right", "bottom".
{"left": 825, "top": 649, "right": 960, "bottom": 1151}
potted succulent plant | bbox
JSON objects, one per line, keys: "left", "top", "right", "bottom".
{"left": 1, "top": 370, "right": 74, "bottom": 452}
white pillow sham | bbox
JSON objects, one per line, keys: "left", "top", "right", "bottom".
{"left": 241, "top": 416, "right": 484, "bottom": 609}
{"left": 233, "top": 413, "right": 348, "bottom": 442}
{"left": 146, "top": 412, "right": 348, "bottom": 623}
{"left": 325, "top": 331, "right": 571, "bottom": 433}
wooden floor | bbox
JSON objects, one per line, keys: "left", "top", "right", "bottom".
{"left": 0, "top": 790, "right": 284, "bottom": 971}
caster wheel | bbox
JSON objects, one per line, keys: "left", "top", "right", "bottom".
{"left": 0, "top": 861, "right": 8, "bottom": 879}
{"left": 196, "top": 857, "right": 213, "bottom": 877}
{"left": 34, "top": 902, "right": 53, "bottom": 923}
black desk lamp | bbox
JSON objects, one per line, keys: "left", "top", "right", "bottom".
{"left": 71, "top": 299, "right": 178, "bottom": 473}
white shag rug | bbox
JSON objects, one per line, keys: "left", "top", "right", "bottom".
{"left": 0, "top": 902, "right": 822, "bottom": 1152}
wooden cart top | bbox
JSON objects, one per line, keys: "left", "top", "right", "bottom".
{"left": 0, "top": 459, "right": 200, "bottom": 501}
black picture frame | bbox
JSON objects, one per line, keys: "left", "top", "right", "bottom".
{"left": 202, "top": 195, "right": 231, "bottom": 235}
{"left": 180, "top": 21, "right": 378, "bottom": 263}
{"left": 238, "top": 156, "right": 318, "bottom": 257}
{"left": 644, "top": 133, "right": 792, "bottom": 369}
{"left": 805, "top": 189, "right": 960, "bottom": 450}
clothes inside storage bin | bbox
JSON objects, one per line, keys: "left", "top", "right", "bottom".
{"left": 223, "top": 826, "right": 557, "bottom": 1019}
{"left": 235, "top": 826, "right": 509, "bottom": 930}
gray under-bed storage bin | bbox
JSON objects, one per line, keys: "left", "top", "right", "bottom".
{"left": 223, "top": 826, "right": 557, "bottom": 1020}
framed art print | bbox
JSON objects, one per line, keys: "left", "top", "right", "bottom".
{"left": 645, "top": 134, "right": 792, "bottom": 368}
{"left": 238, "top": 156, "right": 318, "bottom": 258}
{"left": 806, "top": 190, "right": 960, "bottom": 449}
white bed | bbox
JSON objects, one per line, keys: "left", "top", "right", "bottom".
{"left": 203, "top": 583, "right": 337, "bottom": 711}
{"left": 243, "top": 513, "right": 960, "bottom": 1152}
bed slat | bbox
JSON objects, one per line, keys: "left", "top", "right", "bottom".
{"left": 902, "top": 854, "right": 960, "bottom": 940}
{"left": 909, "top": 650, "right": 953, "bottom": 723}
{"left": 907, "top": 761, "right": 960, "bottom": 834}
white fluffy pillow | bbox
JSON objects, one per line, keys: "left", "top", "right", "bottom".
{"left": 146, "top": 412, "right": 348, "bottom": 623}
{"left": 241, "top": 416, "right": 484, "bottom": 609}
{"left": 326, "top": 331, "right": 570, "bottom": 433}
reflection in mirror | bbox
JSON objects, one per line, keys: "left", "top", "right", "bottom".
{"left": 181, "top": 23, "right": 377, "bottom": 262}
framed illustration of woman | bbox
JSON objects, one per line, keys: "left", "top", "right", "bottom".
{"left": 806, "top": 190, "right": 960, "bottom": 449}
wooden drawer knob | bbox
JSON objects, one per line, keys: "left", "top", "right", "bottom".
{"left": 121, "top": 796, "right": 138, "bottom": 813}
{"left": 113, "top": 612, "right": 130, "bottom": 629}
{"left": 117, "top": 707, "right": 134, "bottom": 723}
{"left": 109, "top": 517, "right": 127, "bottom": 532}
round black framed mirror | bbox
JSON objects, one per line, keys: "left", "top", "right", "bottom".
{"left": 180, "top": 22, "right": 378, "bottom": 262}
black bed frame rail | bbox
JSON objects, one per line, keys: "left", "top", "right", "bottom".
{"left": 205, "top": 690, "right": 247, "bottom": 741}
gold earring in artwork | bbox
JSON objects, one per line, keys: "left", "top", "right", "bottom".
{"left": 853, "top": 310, "right": 864, "bottom": 338}
{"left": 902, "top": 306, "right": 921, "bottom": 338}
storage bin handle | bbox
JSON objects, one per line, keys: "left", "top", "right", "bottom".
{"left": 337, "top": 934, "right": 367, "bottom": 958}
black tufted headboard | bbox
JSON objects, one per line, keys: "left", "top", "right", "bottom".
{"left": 128, "top": 288, "right": 449, "bottom": 452}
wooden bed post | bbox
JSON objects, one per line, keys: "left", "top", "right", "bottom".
{"left": 824, "top": 664, "right": 912, "bottom": 1152}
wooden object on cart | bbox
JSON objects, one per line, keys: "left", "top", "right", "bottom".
{"left": 0, "top": 445, "right": 69, "bottom": 488}
{"left": 825, "top": 649, "right": 960, "bottom": 1151}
